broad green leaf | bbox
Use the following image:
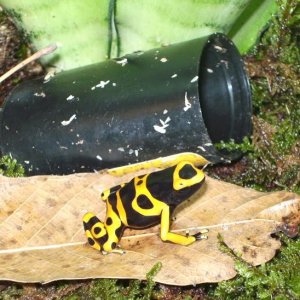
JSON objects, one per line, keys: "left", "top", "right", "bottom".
{"left": 1, "top": 0, "right": 277, "bottom": 70}
{"left": 1, "top": 0, "right": 109, "bottom": 70}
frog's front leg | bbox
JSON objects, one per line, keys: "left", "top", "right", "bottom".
{"left": 83, "top": 212, "right": 124, "bottom": 254}
{"left": 160, "top": 205, "right": 208, "bottom": 246}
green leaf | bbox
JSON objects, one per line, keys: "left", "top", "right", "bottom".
{"left": 1, "top": 0, "right": 277, "bottom": 70}
{"left": 1, "top": 0, "right": 109, "bottom": 70}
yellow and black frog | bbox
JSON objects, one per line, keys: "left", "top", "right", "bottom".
{"left": 83, "top": 161, "right": 208, "bottom": 254}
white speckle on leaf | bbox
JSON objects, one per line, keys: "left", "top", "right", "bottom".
{"left": 171, "top": 74, "right": 177, "bottom": 78}
{"left": 24, "top": 160, "right": 30, "bottom": 164}
{"left": 66, "top": 95, "right": 75, "bottom": 101}
{"left": 191, "top": 76, "right": 198, "bottom": 83}
{"left": 183, "top": 92, "right": 192, "bottom": 111}
{"left": 160, "top": 57, "right": 168, "bottom": 63}
{"left": 112, "top": 82, "right": 117, "bottom": 86}
{"left": 61, "top": 114, "right": 76, "bottom": 126}
{"left": 116, "top": 58, "right": 128, "bottom": 66}
{"left": 96, "top": 155, "right": 102, "bottom": 160}
{"left": 207, "top": 68, "right": 213, "bottom": 73}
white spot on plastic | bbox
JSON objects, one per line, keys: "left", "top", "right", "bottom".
{"left": 116, "top": 58, "right": 128, "bottom": 66}
{"left": 207, "top": 68, "right": 213, "bottom": 73}
{"left": 34, "top": 92, "right": 46, "bottom": 97}
{"left": 61, "top": 114, "right": 77, "bottom": 126}
{"left": 165, "top": 116, "right": 171, "bottom": 124}
{"left": 183, "top": 92, "right": 192, "bottom": 111}
{"left": 96, "top": 155, "right": 103, "bottom": 160}
{"left": 163, "top": 109, "right": 168, "bottom": 114}
{"left": 91, "top": 80, "right": 110, "bottom": 90}
{"left": 66, "top": 95, "right": 75, "bottom": 101}
{"left": 97, "top": 80, "right": 110, "bottom": 88}
{"left": 118, "top": 147, "right": 125, "bottom": 152}
{"left": 153, "top": 125, "right": 167, "bottom": 134}
{"left": 214, "top": 45, "right": 227, "bottom": 53}
{"left": 197, "top": 146, "right": 206, "bottom": 152}
{"left": 190, "top": 76, "right": 198, "bottom": 83}
{"left": 24, "top": 161, "right": 30, "bottom": 164}
{"left": 134, "top": 150, "right": 139, "bottom": 157}
{"left": 43, "top": 70, "right": 55, "bottom": 83}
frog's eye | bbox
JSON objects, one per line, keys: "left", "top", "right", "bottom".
{"left": 178, "top": 163, "right": 198, "bottom": 179}
{"left": 173, "top": 162, "right": 205, "bottom": 190}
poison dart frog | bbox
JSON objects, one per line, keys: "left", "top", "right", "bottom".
{"left": 83, "top": 161, "right": 208, "bottom": 254}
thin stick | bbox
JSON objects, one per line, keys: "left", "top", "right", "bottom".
{"left": 0, "top": 43, "right": 57, "bottom": 84}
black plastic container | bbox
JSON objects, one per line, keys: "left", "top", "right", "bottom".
{"left": 0, "top": 33, "right": 251, "bottom": 175}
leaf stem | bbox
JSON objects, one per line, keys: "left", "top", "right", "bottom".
{"left": 0, "top": 43, "right": 57, "bottom": 84}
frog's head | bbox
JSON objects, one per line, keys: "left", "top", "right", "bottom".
{"left": 172, "top": 161, "right": 205, "bottom": 192}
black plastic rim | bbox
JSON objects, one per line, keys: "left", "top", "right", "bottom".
{"left": 198, "top": 33, "right": 252, "bottom": 148}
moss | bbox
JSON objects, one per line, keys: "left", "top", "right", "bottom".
{"left": 210, "top": 234, "right": 300, "bottom": 299}
{"left": 87, "top": 262, "right": 162, "bottom": 300}
{"left": 213, "top": 0, "right": 300, "bottom": 193}
{"left": 0, "top": 155, "right": 25, "bottom": 177}
{"left": 0, "top": 285, "right": 23, "bottom": 300}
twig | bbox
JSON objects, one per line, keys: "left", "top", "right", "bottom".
{"left": 0, "top": 43, "right": 57, "bottom": 84}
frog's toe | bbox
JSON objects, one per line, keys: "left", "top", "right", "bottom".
{"left": 193, "top": 229, "right": 209, "bottom": 241}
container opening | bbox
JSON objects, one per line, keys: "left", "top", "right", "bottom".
{"left": 198, "top": 33, "right": 252, "bottom": 148}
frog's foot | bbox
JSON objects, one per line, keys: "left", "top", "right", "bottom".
{"left": 193, "top": 229, "right": 209, "bottom": 240}
{"left": 102, "top": 246, "right": 125, "bottom": 255}
{"left": 186, "top": 229, "right": 209, "bottom": 241}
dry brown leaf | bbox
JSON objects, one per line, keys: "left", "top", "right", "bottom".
{"left": 0, "top": 170, "right": 299, "bottom": 286}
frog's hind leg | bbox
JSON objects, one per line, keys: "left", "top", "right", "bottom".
{"left": 83, "top": 212, "right": 107, "bottom": 252}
